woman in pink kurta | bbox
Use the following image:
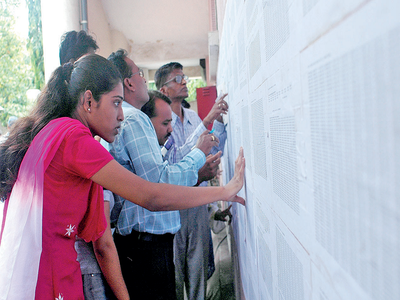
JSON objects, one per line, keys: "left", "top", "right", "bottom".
{"left": 0, "top": 54, "right": 246, "bottom": 300}
{"left": 36, "top": 119, "right": 112, "bottom": 299}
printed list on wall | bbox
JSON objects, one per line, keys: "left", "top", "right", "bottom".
{"left": 217, "top": 0, "right": 400, "bottom": 299}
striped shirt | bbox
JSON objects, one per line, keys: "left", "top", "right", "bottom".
{"left": 109, "top": 102, "right": 205, "bottom": 235}
{"left": 165, "top": 107, "right": 227, "bottom": 187}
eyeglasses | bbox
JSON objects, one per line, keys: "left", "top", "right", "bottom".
{"left": 163, "top": 75, "right": 189, "bottom": 86}
{"left": 131, "top": 68, "right": 144, "bottom": 78}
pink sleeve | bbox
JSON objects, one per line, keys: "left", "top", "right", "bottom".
{"left": 62, "top": 126, "right": 114, "bottom": 178}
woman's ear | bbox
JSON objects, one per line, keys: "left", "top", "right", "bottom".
{"left": 83, "top": 90, "right": 93, "bottom": 113}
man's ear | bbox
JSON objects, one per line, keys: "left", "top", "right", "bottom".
{"left": 159, "top": 86, "right": 168, "bottom": 97}
{"left": 83, "top": 90, "right": 93, "bottom": 112}
{"left": 124, "top": 77, "right": 135, "bottom": 92}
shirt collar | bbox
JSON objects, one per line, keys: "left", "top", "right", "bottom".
{"left": 171, "top": 106, "right": 194, "bottom": 127}
{"left": 122, "top": 101, "right": 136, "bottom": 110}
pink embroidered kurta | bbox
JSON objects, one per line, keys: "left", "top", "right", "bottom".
{"left": 0, "top": 118, "right": 113, "bottom": 300}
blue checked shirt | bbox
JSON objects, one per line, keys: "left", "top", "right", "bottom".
{"left": 165, "top": 107, "right": 227, "bottom": 189}
{"left": 109, "top": 102, "right": 206, "bottom": 235}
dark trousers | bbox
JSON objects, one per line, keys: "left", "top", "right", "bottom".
{"left": 114, "top": 231, "right": 176, "bottom": 300}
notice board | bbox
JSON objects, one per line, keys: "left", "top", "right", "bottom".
{"left": 216, "top": 0, "right": 400, "bottom": 299}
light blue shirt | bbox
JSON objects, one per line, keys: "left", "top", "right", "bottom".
{"left": 109, "top": 102, "right": 206, "bottom": 235}
{"left": 165, "top": 107, "right": 227, "bottom": 189}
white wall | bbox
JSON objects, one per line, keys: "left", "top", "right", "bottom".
{"left": 217, "top": 0, "right": 400, "bottom": 299}
{"left": 100, "top": 0, "right": 209, "bottom": 67}
{"left": 41, "top": 0, "right": 80, "bottom": 81}
{"left": 41, "top": 0, "right": 130, "bottom": 82}
{"left": 87, "top": 0, "right": 131, "bottom": 58}
{"left": 87, "top": 0, "right": 112, "bottom": 58}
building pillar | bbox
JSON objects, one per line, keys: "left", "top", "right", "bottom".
{"left": 41, "top": 0, "right": 80, "bottom": 82}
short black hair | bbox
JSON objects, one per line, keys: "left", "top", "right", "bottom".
{"left": 59, "top": 30, "right": 98, "bottom": 65}
{"left": 154, "top": 62, "right": 183, "bottom": 90}
{"left": 107, "top": 49, "right": 133, "bottom": 79}
{"left": 141, "top": 90, "right": 172, "bottom": 119}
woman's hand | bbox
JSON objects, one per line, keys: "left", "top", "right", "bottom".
{"left": 224, "top": 147, "right": 245, "bottom": 205}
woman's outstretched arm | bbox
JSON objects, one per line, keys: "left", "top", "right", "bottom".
{"left": 91, "top": 148, "right": 245, "bottom": 211}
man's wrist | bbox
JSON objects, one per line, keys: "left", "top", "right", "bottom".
{"left": 203, "top": 119, "right": 212, "bottom": 129}
{"left": 195, "top": 178, "right": 203, "bottom": 186}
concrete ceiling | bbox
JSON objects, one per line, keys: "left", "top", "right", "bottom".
{"left": 100, "top": 0, "right": 210, "bottom": 70}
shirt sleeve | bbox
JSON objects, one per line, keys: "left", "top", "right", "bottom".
{"left": 210, "top": 120, "right": 227, "bottom": 155}
{"left": 62, "top": 126, "right": 114, "bottom": 179}
{"left": 166, "top": 118, "right": 227, "bottom": 163}
{"left": 169, "top": 121, "right": 208, "bottom": 161}
{"left": 118, "top": 112, "right": 205, "bottom": 186}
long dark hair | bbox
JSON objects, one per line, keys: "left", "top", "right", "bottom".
{"left": 0, "top": 54, "right": 122, "bottom": 200}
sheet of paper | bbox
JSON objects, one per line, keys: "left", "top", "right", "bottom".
{"left": 217, "top": 0, "right": 400, "bottom": 298}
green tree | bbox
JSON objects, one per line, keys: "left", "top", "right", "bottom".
{"left": 0, "top": 0, "right": 34, "bottom": 127}
{"left": 186, "top": 78, "right": 206, "bottom": 102}
{"left": 26, "top": 0, "right": 44, "bottom": 90}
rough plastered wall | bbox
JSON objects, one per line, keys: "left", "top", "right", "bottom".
{"left": 217, "top": 0, "right": 400, "bottom": 299}
{"left": 87, "top": 0, "right": 130, "bottom": 58}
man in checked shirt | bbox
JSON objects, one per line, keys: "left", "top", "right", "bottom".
{"left": 107, "top": 50, "right": 220, "bottom": 300}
